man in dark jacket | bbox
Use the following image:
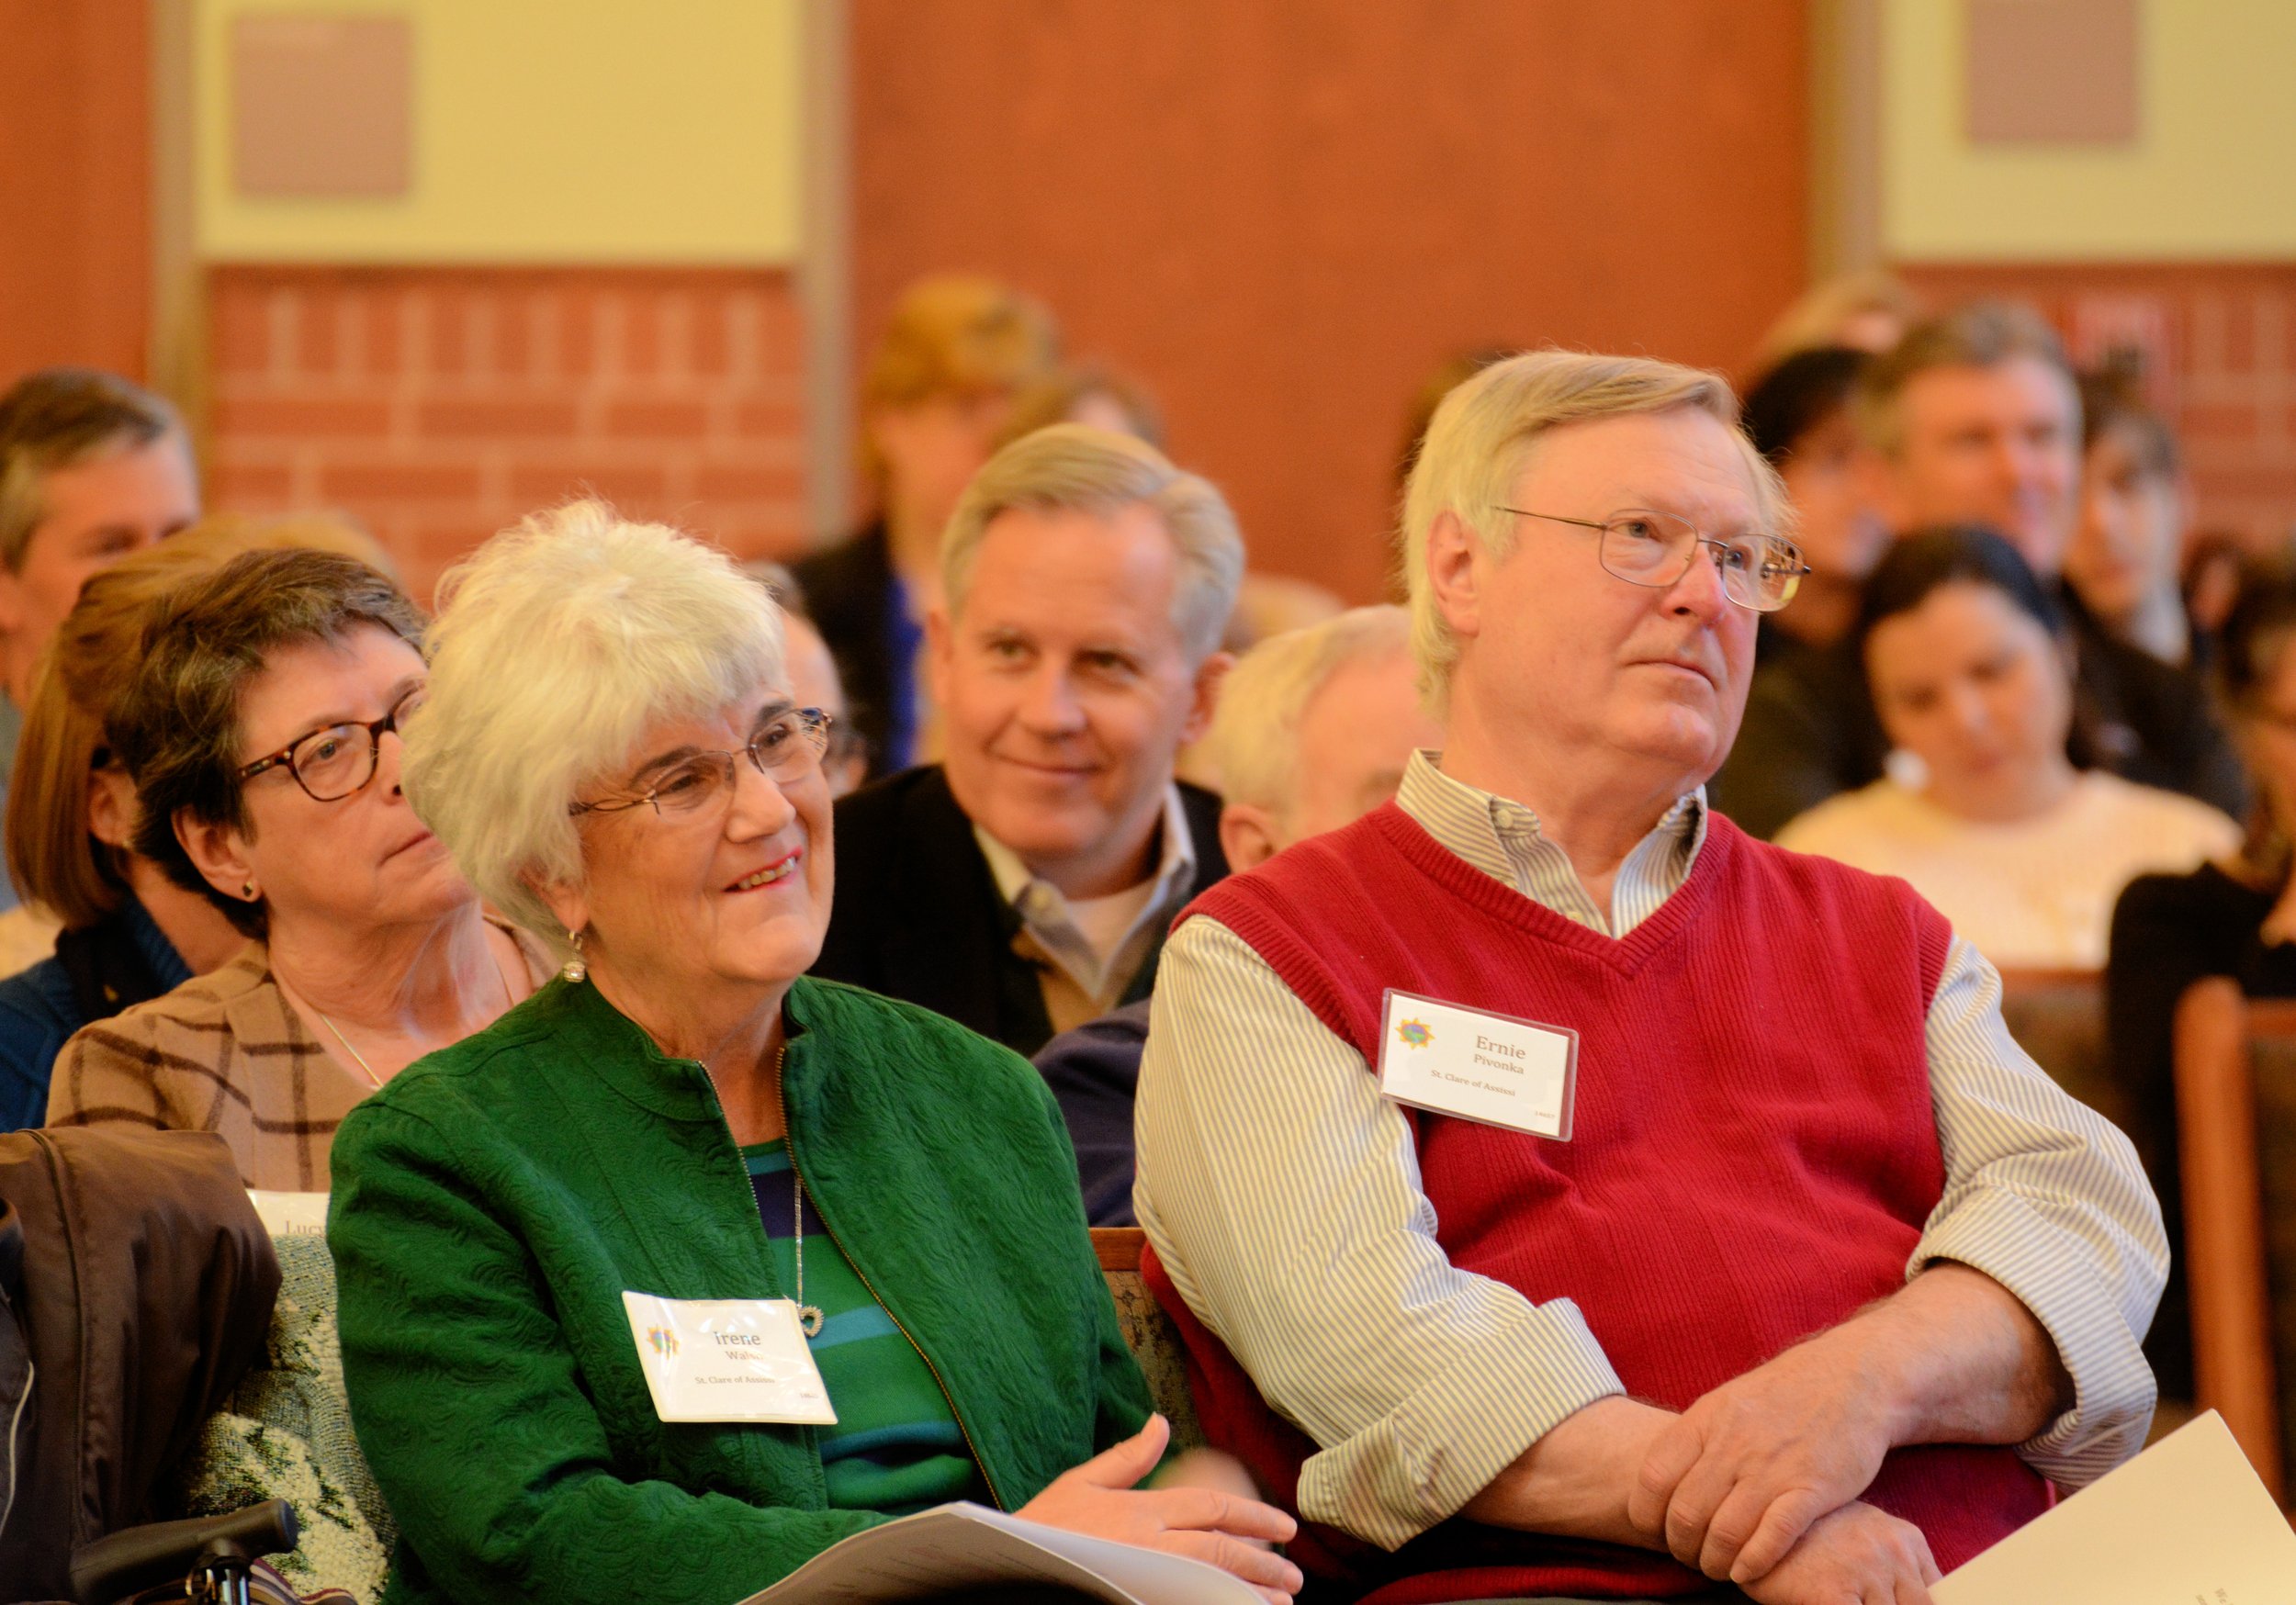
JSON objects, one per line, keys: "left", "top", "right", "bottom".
{"left": 814, "top": 423, "right": 1244, "bottom": 1058}
{"left": 1712, "top": 302, "right": 2245, "bottom": 838}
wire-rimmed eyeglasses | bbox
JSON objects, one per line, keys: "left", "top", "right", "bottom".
{"left": 237, "top": 684, "right": 428, "bottom": 802}
{"left": 1493, "top": 506, "right": 1809, "bottom": 612}
{"left": 570, "top": 706, "right": 834, "bottom": 819}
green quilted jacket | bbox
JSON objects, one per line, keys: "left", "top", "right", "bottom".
{"left": 327, "top": 973, "right": 1153, "bottom": 1605}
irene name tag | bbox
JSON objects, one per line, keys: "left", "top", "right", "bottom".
{"left": 1376, "top": 988, "right": 1578, "bottom": 1139}
{"left": 621, "top": 1291, "right": 838, "bottom": 1425}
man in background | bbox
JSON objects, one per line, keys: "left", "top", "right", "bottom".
{"left": 0, "top": 370, "right": 199, "bottom": 908}
{"left": 1718, "top": 302, "right": 2241, "bottom": 837}
{"left": 1036, "top": 603, "right": 1443, "bottom": 1224}
{"left": 812, "top": 424, "right": 1239, "bottom": 1057}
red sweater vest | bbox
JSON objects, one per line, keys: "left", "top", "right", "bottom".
{"left": 1154, "top": 802, "right": 2049, "bottom": 1602}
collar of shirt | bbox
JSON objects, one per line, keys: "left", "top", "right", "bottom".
{"left": 1393, "top": 749, "right": 1706, "bottom": 938}
{"left": 974, "top": 784, "right": 1198, "bottom": 1002}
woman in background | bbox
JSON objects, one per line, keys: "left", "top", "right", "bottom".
{"left": 1778, "top": 525, "right": 2238, "bottom": 970}
{"left": 2108, "top": 554, "right": 2296, "bottom": 1403}
{"left": 0, "top": 518, "right": 388, "bottom": 1128}
{"left": 45, "top": 547, "right": 546, "bottom": 1188}
{"left": 2067, "top": 372, "right": 2197, "bottom": 668}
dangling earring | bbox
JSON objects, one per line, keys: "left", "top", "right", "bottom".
{"left": 560, "top": 928, "right": 587, "bottom": 983}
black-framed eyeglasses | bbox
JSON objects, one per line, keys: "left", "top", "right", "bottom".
{"left": 237, "top": 684, "right": 429, "bottom": 802}
{"left": 571, "top": 706, "right": 834, "bottom": 820}
{"left": 1493, "top": 506, "right": 1810, "bottom": 612}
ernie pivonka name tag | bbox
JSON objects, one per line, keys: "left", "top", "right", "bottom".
{"left": 1376, "top": 988, "right": 1579, "bottom": 1139}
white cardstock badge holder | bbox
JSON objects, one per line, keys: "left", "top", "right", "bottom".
{"left": 621, "top": 1291, "right": 838, "bottom": 1425}
{"left": 1376, "top": 988, "right": 1579, "bottom": 1139}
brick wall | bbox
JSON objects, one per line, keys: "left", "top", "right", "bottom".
{"left": 1899, "top": 264, "right": 2296, "bottom": 548}
{"left": 205, "top": 264, "right": 809, "bottom": 603}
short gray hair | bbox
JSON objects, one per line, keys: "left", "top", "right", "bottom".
{"left": 1207, "top": 604, "right": 1412, "bottom": 815}
{"left": 940, "top": 423, "right": 1244, "bottom": 662}
{"left": 0, "top": 368, "right": 185, "bottom": 571}
{"left": 402, "top": 500, "right": 785, "bottom": 957}
{"left": 1400, "top": 349, "right": 1788, "bottom": 711}
{"left": 1854, "top": 301, "right": 2075, "bottom": 457}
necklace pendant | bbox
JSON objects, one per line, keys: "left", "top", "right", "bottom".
{"left": 798, "top": 1304, "right": 824, "bottom": 1339}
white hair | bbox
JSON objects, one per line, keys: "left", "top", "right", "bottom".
{"left": 940, "top": 422, "right": 1244, "bottom": 662}
{"left": 1206, "top": 604, "right": 1412, "bottom": 816}
{"left": 401, "top": 499, "right": 786, "bottom": 957}
{"left": 1400, "top": 349, "right": 1791, "bottom": 713}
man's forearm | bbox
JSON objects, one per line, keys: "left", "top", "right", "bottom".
{"left": 1858, "top": 1261, "right": 2071, "bottom": 1447}
{"left": 1460, "top": 1395, "right": 1679, "bottom": 1547}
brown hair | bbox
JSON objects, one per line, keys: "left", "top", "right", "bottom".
{"left": 5, "top": 516, "right": 393, "bottom": 927}
{"left": 2078, "top": 368, "right": 2180, "bottom": 480}
{"left": 1854, "top": 302, "right": 2075, "bottom": 456}
{"left": 114, "top": 546, "right": 427, "bottom": 937}
{"left": 859, "top": 275, "right": 1059, "bottom": 484}
{"left": 2212, "top": 551, "right": 2296, "bottom": 887}
{"left": 0, "top": 368, "right": 186, "bottom": 571}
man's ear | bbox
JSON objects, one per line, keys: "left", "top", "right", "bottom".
{"left": 1180, "top": 650, "right": 1233, "bottom": 746}
{"left": 1862, "top": 444, "right": 1911, "bottom": 537}
{"left": 175, "top": 809, "right": 256, "bottom": 904}
{"left": 924, "top": 604, "right": 955, "bottom": 704}
{"left": 1424, "top": 511, "right": 1484, "bottom": 641}
{"left": 1218, "top": 802, "right": 1282, "bottom": 873}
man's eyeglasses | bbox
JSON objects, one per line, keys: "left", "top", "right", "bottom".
{"left": 571, "top": 707, "right": 834, "bottom": 819}
{"left": 1493, "top": 507, "right": 1810, "bottom": 613}
{"left": 238, "top": 685, "right": 429, "bottom": 802}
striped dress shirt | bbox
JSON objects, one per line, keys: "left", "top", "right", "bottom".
{"left": 1134, "top": 750, "right": 2167, "bottom": 1551}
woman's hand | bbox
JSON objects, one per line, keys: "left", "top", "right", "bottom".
{"left": 1019, "top": 1414, "right": 1304, "bottom": 1604}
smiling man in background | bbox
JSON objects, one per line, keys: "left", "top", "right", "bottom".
{"left": 811, "top": 424, "right": 1240, "bottom": 1057}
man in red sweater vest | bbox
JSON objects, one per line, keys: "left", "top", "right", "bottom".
{"left": 1136, "top": 352, "right": 2167, "bottom": 1604}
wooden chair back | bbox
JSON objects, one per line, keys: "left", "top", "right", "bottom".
{"left": 2173, "top": 979, "right": 2296, "bottom": 1501}
{"left": 1996, "top": 968, "right": 2127, "bottom": 1130}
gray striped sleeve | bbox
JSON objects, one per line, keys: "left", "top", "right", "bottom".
{"left": 1909, "top": 935, "right": 2169, "bottom": 1487}
{"left": 1133, "top": 915, "right": 1624, "bottom": 1550}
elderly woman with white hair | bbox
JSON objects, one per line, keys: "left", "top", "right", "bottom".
{"left": 325, "top": 502, "right": 1300, "bottom": 1605}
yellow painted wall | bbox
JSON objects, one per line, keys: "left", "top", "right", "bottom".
{"left": 1883, "top": 0, "right": 2296, "bottom": 260}
{"left": 195, "top": 0, "right": 802, "bottom": 264}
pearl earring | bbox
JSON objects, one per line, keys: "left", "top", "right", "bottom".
{"left": 560, "top": 929, "right": 587, "bottom": 983}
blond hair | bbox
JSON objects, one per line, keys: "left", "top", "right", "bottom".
{"left": 941, "top": 423, "right": 1244, "bottom": 664}
{"left": 860, "top": 275, "right": 1060, "bottom": 485}
{"left": 1207, "top": 605, "right": 1412, "bottom": 815}
{"left": 1400, "top": 349, "right": 1786, "bottom": 710}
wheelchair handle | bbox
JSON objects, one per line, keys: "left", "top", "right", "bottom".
{"left": 69, "top": 1498, "right": 298, "bottom": 1605}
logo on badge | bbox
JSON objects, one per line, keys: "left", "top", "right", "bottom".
{"left": 1395, "top": 1017, "right": 1433, "bottom": 1049}
{"left": 646, "top": 1325, "right": 680, "bottom": 1357}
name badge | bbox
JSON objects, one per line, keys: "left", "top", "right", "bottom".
{"left": 1376, "top": 988, "right": 1578, "bottom": 1139}
{"left": 621, "top": 1291, "right": 838, "bottom": 1425}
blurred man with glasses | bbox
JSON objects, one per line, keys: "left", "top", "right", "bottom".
{"left": 1135, "top": 351, "right": 2165, "bottom": 1604}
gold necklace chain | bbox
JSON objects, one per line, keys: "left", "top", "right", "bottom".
{"left": 312, "top": 942, "right": 519, "bottom": 1089}
{"left": 772, "top": 1040, "right": 825, "bottom": 1340}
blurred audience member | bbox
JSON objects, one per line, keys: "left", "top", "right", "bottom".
{"left": 1035, "top": 604, "right": 1441, "bottom": 1225}
{"left": 1138, "top": 351, "right": 2160, "bottom": 1603}
{"left": 1755, "top": 268, "right": 1923, "bottom": 367}
{"left": 744, "top": 560, "right": 869, "bottom": 796}
{"left": 0, "top": 519, "right": 393, "bottom": 1128}
{"left": 793, "top": 275, "right": 1060, "bottom": 776}
{"left": 1779, "top": 528, "right": 2236, "bottom": 969}
{"left": 1739, "top": 345, "right": 1889, "bottom": 661}
{"left": 997, "top": 361, "right": 1165, "bottom": 451}
{"left": 814, "top": 425, "right": 1239, "bottom": 1057}
{"left": 46, "top": 549, "right": 548, "bottom": 1189}
{"left": 2070, "top": 371, "right": 2195, "bottom": 667}
{"left": 2184, "top": 528, "right": 2247, "bottom": 642}
{"left": 0, "top": 370, "right": 199, "bottom": 909}
{"left": 2109, "top": 553, "right": 2296, "bottom": 1402}
{"left": 1720, "top": 303, "right": 2243, "bottom": 838}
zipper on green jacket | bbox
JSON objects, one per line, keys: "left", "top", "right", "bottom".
{"left": 774, "top": 1069, "right": 1011, "bottom": 1513}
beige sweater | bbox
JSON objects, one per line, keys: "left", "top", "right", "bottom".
{"left": 44, "top": 924, "right": 551, "bottom": 1191}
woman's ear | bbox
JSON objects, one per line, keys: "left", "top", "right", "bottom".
{"left": 85, "top": 767, "right": 138, "bottom": 851}
{"left": 175, "top": 808, "right": 257, "bottom": 903}
{"left": 523, "top": 869, "right": 590, "bottom": 942}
